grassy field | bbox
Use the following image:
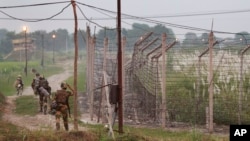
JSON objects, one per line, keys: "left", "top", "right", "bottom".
{"left": 0, "top": 61, "right": 62, "bottom": 96}
{"left": 66, "top": 56, "right": 86, "bottom": 92}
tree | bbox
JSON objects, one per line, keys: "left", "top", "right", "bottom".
{"left": 235, "top": 31, "right": 250, "bottom": 45}
{"left": 31, "top": 30, "right": 47, "bottom": 51}
{"left": 132, "top": 23, "right": 150, "bottom": 31}
{"left": 152, "top": 24, "right": 175, "bottom": 40}
{"left": 0, "top": 31, "right": 16, "bottom": 54}
{"left": 54, "top": 29, "right": 69, "bottom": 52}
{"left": 183, "top": 32, "right": 199, "bottom": 46}
{"left": 77, "top": 29, "right": 86, "bottom": 50}
{"left": 199, "top": 33, "right": 209, "bottom": 42}
{"left": 0, "top": 29, "right": 8, "bottom": 40}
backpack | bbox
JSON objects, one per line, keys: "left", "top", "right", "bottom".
{"left": 49, "top": 100, "right": 57, "bottom": 115}
{"left": 15, "top": 79, "right": 23, "bottom": 88}
{"left": 17, "top": 79, "right": 23, "bottom": 85}
{"left": 39, "top": 79, "right": 49, "bottom": 89}
{"left": 55, "top": 90, "right": 68, "bottom": 104}
{"left": 34, "top": 77, "right": 40, "bottom": 88}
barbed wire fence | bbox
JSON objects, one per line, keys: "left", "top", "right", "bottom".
{"left": 84, "top": 25, "right": 250, "bottom": 134}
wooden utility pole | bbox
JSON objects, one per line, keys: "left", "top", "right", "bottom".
{"left": 86, "top": 26, "right": 94, "bottom": 121}
{"left": 86, "top": 26, "right": 90, "bottom": 105}
{"left": 90, "top": 36, "right": 96, "bottom": 121}
{"left": 101, "top": 37, "right": 108, "bottom": 123}
{"left": 41, "top": 34, "right": 44, "bottom": 67}
{"left": 122, "top": 37, "right": 126, "bottom": 124}
{"left": 71, "top": 0, "right": 78, "bottom": 130}
{"left": 161, "top": 33, "right": 167, "bottom": 128}
{"left": 117, "top": 0, "right": 123, "bottom": 134}
{"left": 208, "top": 31, "right": 214, "bottom": 133}
{"left": 23, "top": 27, "right": 27, "bottom": 77}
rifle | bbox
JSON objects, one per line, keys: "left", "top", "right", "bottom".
{"left": 65, "top": 83, "right": 74, "bottom": 118}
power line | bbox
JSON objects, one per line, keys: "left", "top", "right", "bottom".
{"left": 76, "top": 2, "right": 248, "bottom": 35}
{"left": 0, "top": 1, "right": 249, "bottom": 36}
{"left": 76, "top": 4, "right": 115, "bottom": 30}
{"left": 0, "top": 3, "right": 71, "bottom": 22}
{"left": 0, "top": 1, "right": 70, "bottom": 9}
{"left": 130, "top": 9, "right": 250, "bottom": 19}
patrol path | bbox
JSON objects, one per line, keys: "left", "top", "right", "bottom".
{"left": 3, "top": 61, "right": 86, "bottom": 131}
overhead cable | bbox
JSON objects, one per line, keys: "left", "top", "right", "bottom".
{"left": 0, "top": 3, "right": 71, "bottom": 22}
{"left": 0, "top": 1, "right": 70, "bottom": 9}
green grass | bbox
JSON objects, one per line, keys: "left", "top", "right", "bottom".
{"left": 15, "top": 95, "right": 38, "bottom": 116}
{"left": 0, "top": 61, "right": 62, "bottom": 96}
{"left": 66, "top": 59, "right": 86, "bottom": 93}
{"left": 78, "top": 122, "right": 229, "bottom": 141}
{"left": 0, "top": 57, "right": 230, "bottom": 141}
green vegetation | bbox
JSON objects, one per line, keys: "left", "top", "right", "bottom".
{"left": 0, "top": 125, "right": 98, "bottom": 141}
{"left": 66, "top": 59, "right": 86, "bottom": 92}
{"left": 0, "top": 61, "right": 62, "bottom": 96}
{"left": 0, "top": 80, "right": 229, "bottom": 140}
{"left": 79, "top": 122, "right": 228, "bottom": 141}
{"left": 0, "top": 57, "right": 230, "bottom": 140}
{"left": 15, "top": 95, "right": 38, "bottom": 116}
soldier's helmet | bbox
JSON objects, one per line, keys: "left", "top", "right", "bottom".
{"left": 60, "top": 82, "right": 67, "bottom": 89}
{"left": 17, "top": 75, "right": 22, "bottom": 79}
{"left": 39, "top": 74, "right": 44, "bottom": 79}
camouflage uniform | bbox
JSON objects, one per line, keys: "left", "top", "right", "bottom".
{"left": 31, "top": 73, "right": 40, "bottom": 95}
{"left": 54, "top": 82, "right": 73, "bottom": 131}
{"left": 38, "top": 75, "right": 51, "bottom": 114}
{"left": 14, "top": 75, "right": 23, "bottom": 95}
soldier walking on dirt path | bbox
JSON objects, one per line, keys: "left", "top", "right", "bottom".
{"left": 14, "top": 74, "right": 24, "bottom": 96}
{"left": 31, "top": 73, "right": 40, "bottom": 96}
{"left": 53, "top": 82, "right": 74, "bottom": 131}
{"left": 38, "top": 74, "right": 51, "bottom": 114}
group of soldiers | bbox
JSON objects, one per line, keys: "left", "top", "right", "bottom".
{"left": 31, "top": 72, "right": 51, "bottom": 114}
{"left": 14, "top": 73, "right": 74, "bottom": 131}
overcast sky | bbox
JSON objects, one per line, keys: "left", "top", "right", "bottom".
{"left": 1, "top": 0, "right": 250, "bottom": 39}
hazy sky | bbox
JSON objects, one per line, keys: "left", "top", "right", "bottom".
{"left": 1, "top": 0, "right": 250, "bottom": 39}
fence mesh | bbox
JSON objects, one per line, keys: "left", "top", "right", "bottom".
{"left": 85, "top": 30, "right": 250, "bottom": 133}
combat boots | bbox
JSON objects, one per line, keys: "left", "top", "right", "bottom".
{"left": 39, "top": 107, "right": 43, "bottom": 112}
{"left": 64, "top": 123, "right": 69, "bottom": 131}
{"left": 56, "top": 123, "right": 60, "bottom": 130}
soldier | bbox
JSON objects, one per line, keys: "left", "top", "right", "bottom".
{"left": 31, "top": 73, "right": 40, "bottom": 95}
{"left": 38, "top": 75, "right": 51, "bottom": 114}
{"left": 14, "top": 75, "right": 24, "bottom": 95}
{"left": 53, "top": 82, "right": 74, "bottom": 131}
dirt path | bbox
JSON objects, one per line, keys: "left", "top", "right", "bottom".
{"left": 2, "top": 61, "right": 86, "bottom": 131}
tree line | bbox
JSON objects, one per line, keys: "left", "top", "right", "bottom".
{"left": 0, "top": 23, "right": 249, "bottom": 59}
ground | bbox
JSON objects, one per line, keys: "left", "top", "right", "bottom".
{"left": 2, "top": 61, "right": 86, "bottom": 131}
{"left": 1, "top": 61, "right": 229, "bottom": 139}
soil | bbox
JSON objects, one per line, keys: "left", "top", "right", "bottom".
{"left": 2, "top": 61, "right": 86, "bottom": 131}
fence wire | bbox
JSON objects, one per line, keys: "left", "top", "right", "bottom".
{"left": 85, "top": 31, "right": 250, "bottom": 133}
